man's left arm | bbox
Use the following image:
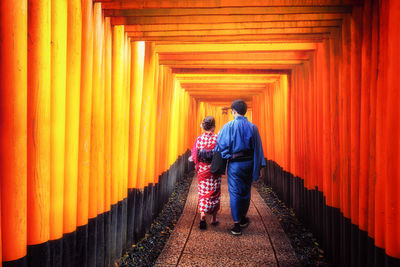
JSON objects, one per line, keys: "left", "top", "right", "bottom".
{"left": 252, "top": 125, "right": 266, "bottom": 181}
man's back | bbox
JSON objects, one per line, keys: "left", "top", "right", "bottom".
{"left": 217, "top": 116, "right": 255, "bottom": 158}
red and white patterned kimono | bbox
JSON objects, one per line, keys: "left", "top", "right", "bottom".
{"left": 191, "top": 132, "right": 222, "bottom": 214}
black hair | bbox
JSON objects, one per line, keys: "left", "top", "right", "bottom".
{"left": 231, "top": 99, "right": 247, "bottom": 115}
{"left": 202, "top": 116, "right": 216, "bottom": 131}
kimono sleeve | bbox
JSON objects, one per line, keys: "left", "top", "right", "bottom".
{"left": 215, "top": 123, "right": 232, "bottom": 159}
{"left": 252, "top": 125, "right": 266, "bottom": 182}
{"left": 191, "top": 137, "right": 199, "bottom": 165}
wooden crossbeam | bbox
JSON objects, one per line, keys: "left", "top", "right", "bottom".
{"left": 179, "top": 80, "right": 276, "bottom": 84}
{"left": 176, "top": 75, "right": 280, "bottom": 82}
{"left": 123, "top": 20, "right": 342, "bottom": 32}
{"left": 103, "top": 6, "right": 351, "bottom": 16}
{"left": 111, "top": 13, "right": 345, "bottom": 25}
{"left": 98, "top": 0, "right": 362, "bottom": 9}
{"left": 160, "top": 60, "right": 305, "bottom": 66}
{"left": 129, "top": 34, "right": 327, "bottom": 42}
{"left": 171, "top": 68, "right": 290, "bottom": 75}
{"left": 126, "top": 27, "right": 336, "bottom": 38}
{"left": 188, "top": 90, "right": 264, "bottom": 94}
{"left": 175, "top": 73, "right": 281, "bottom": 77}
{"left": 182, "top": 86, "right": 270, "bottom": 91}
{"left": 192, "top": 95, "right": 255, "bottom": 100}
{"left": 159, "top": 51, "right": 311, "bottom": 61}
{"left": 170, "top": 64, "right": 295, "bottom": 69}
{"left": 155, "top": 43, "right": 316, "bottom": 52}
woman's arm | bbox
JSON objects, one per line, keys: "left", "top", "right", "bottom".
{"left": 190, "top": 137, "right": 199, "bottom": 165}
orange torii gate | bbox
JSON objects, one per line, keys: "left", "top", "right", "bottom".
{"left": 0, "top": 0, "right": 399, "bottom": 267}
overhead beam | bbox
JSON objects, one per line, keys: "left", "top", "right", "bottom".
{"left": 158, "top": 51, "right": 311, "bottom": 61}
{"left": 179, "top": 79, "right": 277, "bottom": 86}
{"left": 129, "top": 34, "right": 327, "bottom": 42}
{"left": 155, "top": 43, "right": 317, "bottom": 53}
{"left": 103, "top": 6, "right": 351, "bottom": 16}
{"left": 182, "top": 86, "right": 270, "bottom": 91}
{"left": 160, "top": 60, "right": 305, "bottom": 65}
{"left": 188, "top": 90, "right": 264, "bottom": 94}
{"left": 123, "top": 20, "right": 342, "bottom": 32}
{"left": 111, "top": 13, "right": 345, "bottom": 25}
{"left": 176, "top": 76, "right": 280, "bottom": 83}
{"left": 184, "top": 89, "right": 268, "bottom": 94}
{"left": 126, "top": 27, "right": 336, "bottom": 38}
{"left": 99, "top": 0, "right": 362, "bottom": 9}
{"left": 168, "top": 64, "right": 296, "bottom": 69}
{"left": 192, "top": 95, "right": 255, "bottom": 100}
{"left": 174, "top": 73, "right": 281, "bottom": 78}
{"left": 171, "top": 68, "right": 290, "bottom": 75}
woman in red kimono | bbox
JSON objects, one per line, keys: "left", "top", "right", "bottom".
{"left": 190, "top": 116, "right": 221, "bottom": 229}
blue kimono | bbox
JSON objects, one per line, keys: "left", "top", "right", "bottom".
{"left": 216, "top": 116, "right": 266, "bottom": 222}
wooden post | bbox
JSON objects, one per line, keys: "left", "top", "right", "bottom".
{"left": 50, "top": 0, "right": 67, "bottom": 242}
{"left": 111, "top": 25, "right": 125, "bottom": 260}
{"left": 49, "top": 0, "right": 67, "bottom": 265}
{"left": 0, "top": 1, "right": 27, "bottom": 264}
{"left": 103, "top": 16, "right": 112, "bottom": 267}
{"left": 63, "top": 0, "right": 81, "bottom": 266}
{"left": 138, "top": 42, "right": 156, "bottom": 188}
{"left": 27, "top": 3, "right": 51, "bottom": 265}
{"left": 129, "top": 41, "right": 145, "bottom": 189}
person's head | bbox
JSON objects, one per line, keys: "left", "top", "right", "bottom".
{"left": 231, "top": 99, "right": 247, "bottom": 118}
{"left": 201, "top": 116, "right": 216, "bottom": 132}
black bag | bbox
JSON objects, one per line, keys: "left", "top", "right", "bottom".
{"left": 210, "top": 151, "right": 227, "bottom": 175}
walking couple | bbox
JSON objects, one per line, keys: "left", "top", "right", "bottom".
{"left": 189, "top": 99, "right": 266, "bottom": 235}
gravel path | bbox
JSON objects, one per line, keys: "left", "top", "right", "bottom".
{"left": 117, "top": 171, "right": 194, "bottom": 267}
{"left": 253, "top": 181, "right": 331, "bottom": 267}
{"left": 117, "top": 171, "right": 331, "bottom": 267}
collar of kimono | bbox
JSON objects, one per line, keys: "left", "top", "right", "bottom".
{"left": 235, "top": 116, "right": 247, "bottom": 120}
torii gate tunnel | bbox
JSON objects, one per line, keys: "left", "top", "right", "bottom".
{"left": 0, "top": 0, "right": 399, "bottom": 266}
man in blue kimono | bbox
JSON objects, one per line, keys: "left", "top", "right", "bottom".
{"left": 216, "top": 99, "right": 266, "bottom": 235}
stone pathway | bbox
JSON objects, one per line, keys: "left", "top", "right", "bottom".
{"left": 155, "top": 175, "right": 300, "bottom": 267}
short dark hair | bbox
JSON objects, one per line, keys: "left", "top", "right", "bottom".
{"left": 202, "top": 116, "right": 216, "bottom": 131}
{"left": 231, "top": 99, "right": 247, "bottom": 115}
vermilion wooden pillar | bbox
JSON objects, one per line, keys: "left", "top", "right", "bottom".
{"left": 111, "top": 24, "right": 124, "bottom": 261}
{"left": 63, "top": 0, "right": 81, "bottom": 265}
{"left": 50, "top": 0, "right": 67, "bottom": 242}
{"left": 147, "top": 51, "right": 159, "bottom": 184}
{"left": 327, "top": 33, "right": 339, "bottom": 216}
{"left": 77, "top": 0, "right": 93, "bottom": 228}
{"left": 358, "top": 0, "right": 372, "bottom": 236}
{"left": 339, "top": 15, "right": 351, "bottom": 228}
{"left": 0, "top": 1, "right": 27, "bottom": 265}
{"left": 163, "top": 68, "right": 174, "bottom": 169}
{"left": 320, "top": 39, "right": 332, "bottom": 209}
{"left": 154, "top": 66, "right": 165, "bottom": 178}
{"left": 350, "top": 7, "right": 363, "bottom": 232}
{"left": 377, "top": 0, "right": 400, "bottom": 260}
{"left": 367, "top": 0, "right": 379, "bottom": 249}
{"left": 50, "top": 0, "right": 67, "bottom": 265}
{"left": 128, "top": 41, "right": 145, "bottom": 189}
{"left": 76, "top": 0, "right": 93, "bottom": 265}
{"left": 121, "top": 33, "right": 130, "bottom": 251}
{"left": 90, "top": 3, "right": 105, "bottom": 266}
{"left": 138, "top": 42, "right": 156, "bottom": 188}
{"left": 0, "top": 189, "right": 1, "bottom": 266}
{"left": 103, "top": 16, "right": 112, "bottom": 267}
{"left": 27, "top": 0, "right": 51, "bottom": 266}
